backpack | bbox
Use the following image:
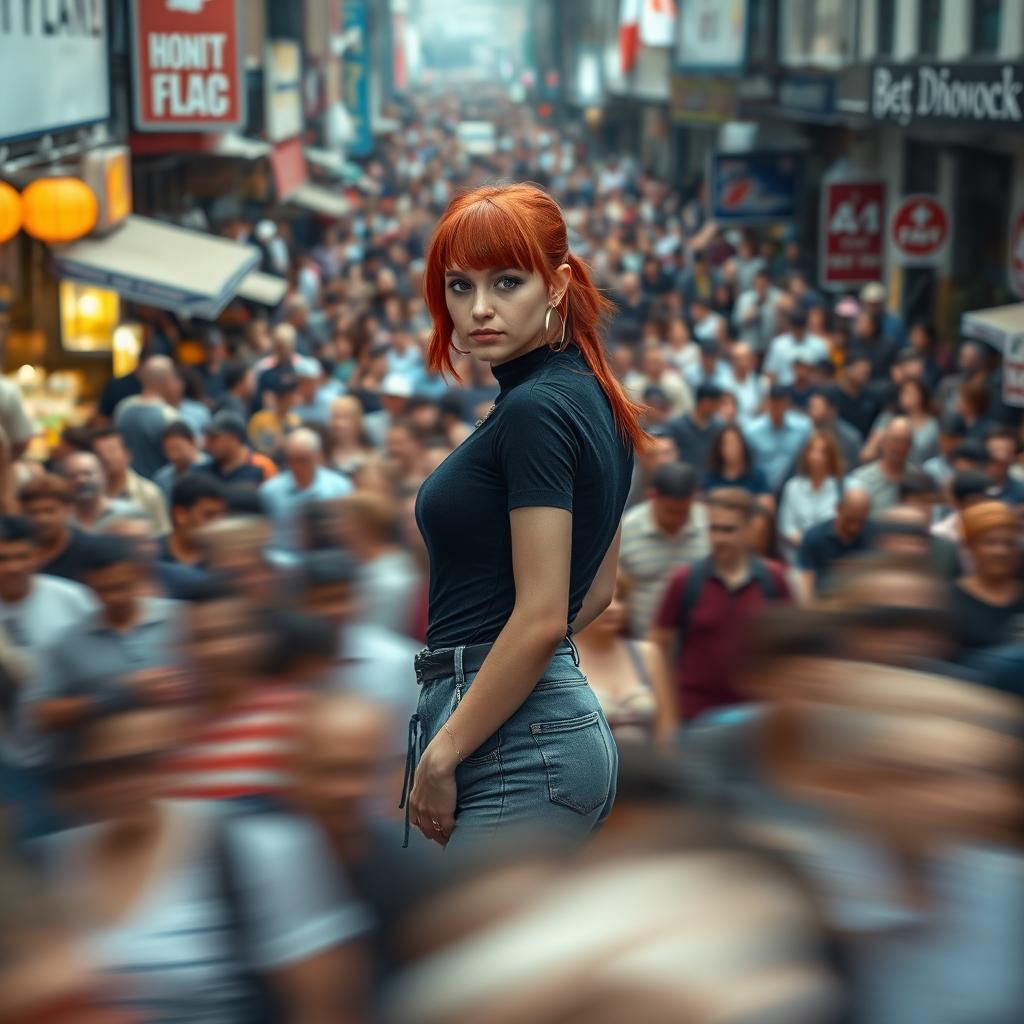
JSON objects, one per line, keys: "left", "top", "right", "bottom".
{"left": 675, "top": 556, "right": 782, "bottom": 634}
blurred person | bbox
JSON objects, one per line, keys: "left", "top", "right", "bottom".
{"left": 923, "top": 411, "right": 968, "bottom": 488}
{"left": 205, "top": 411, "right": 276, "bottom": 487}
{"left": 930, "top": 469, "right": 994, "bottom": 573}
{"left": 328, "top": 395, "right": 377, "bottom": 477}
{"left": 807, "top": 385, "right": 862, "bottom": 472}
{"left": 949, "top": 501, "right": 1024, "bottom": 656}
{"left": 874, "top": 505, "right": 961, "bottom": 582}
{"left": 253, "top": 322, "right": 308, "bottom": 410}
{"left": 986, "top": 427, "right": 1024, "bottom": 505}
{"left": 173, "top": 365, "right": 213, "bottom": 441}
{"left": 833, "top": 349, "right": 880, "bottom": 438}
{"left": 665, "top": 382, "right": 723, "bottom": 472}
{"left": 215, "top": 360, "right": 254, "bottom": 418}
{"left": 334, "top": 492, "right": 423, "bottom": 637}
{"left": 620, "top": 462, "right": 709, "bottom": 638}
{"left": 936, "top": 340, "right": 988, "bottom": 416}
{"left": 610, "top": 269, "right": 649, "bottom": 342}
{"left": 574, "top": 571, "right": 676, "bottom": 744}
{"left": 650, "top": 488, "right": 790, "bottom": 723}
{"left": 764, "top": 306, "right": 829, "bottom": 387}
{"left": 725, "top": 340, "right": 766, "bottom": 421}
{"left": 280, "top": 292, "right": 318, "bottom": 355}
{"left": 704, "top": 423, "right": 772, "bottom": 502}
{"left": 111, "top": 355, "right": 178, "bottom": 479}
{"left": 291, "top": 360, "right": 334, "bottom": 425}
{"left": 624, "top": 342, "right": 693, "bottom": 418}
{"left": 778, "top": 431, "right": 844, "bottom": 564}
{"left": 797, "top": 485, "right": 873, "bottom": 597}
{"left": 90, "top": 427, "right": 170, "bottom": 535}
{"left": 849, "top": 416, "right": 915, "bottom": 516}
{"left": 624, "top": 428, "right": 678, "bottom": 508}
{"left": 404, "top": 183, "right": 646, "bottom": 849}
{"left": 63, "top": 451, "right": 140, "bottom": 533}
{"left": 786, "top": 353, "right": 819, "bottom": 410}
{"left": 41, "top": 705, "right": 370, "bottom": 1024}
{"left": 689, "top": 296, "right": 726, "bottom": 345}
{"left": 19, "top": 474, "right": 102, "bottom": 584}
{"left": 859, "top": 279, "right": 907, "bottom": 345}
{"left": 744, "top": 385, "right": 812, "bottom": 493}
{"left": 153, "top": 420, "right": 208, "bottom": 498}
{"left": 385, "top": 420, "right": 429, "bottom": 492}
{"left": 861, "top": 378, "right": 939, "bottom": 466}
{"left": 907, "top": 320, "right": 945, "bottom": 388}
{"left": 261, "top": 428, "right": 352, "bottom": 554}
{"left": 196, "top": 328, "right": 228, "bottom": 403}
{"left": 683, "top": 337, "right": 734, "bottom": 392}
{"left": 200, "top": 516, "right": 276, "bottom": 608}
{"left": 363, "top": 373, "right": 414, "bottom": 448}
{"left": 663, "top": 315, "right": 700, "bottom": 375}
{"left": 157, "top": 473, "right": 227, "bottom": 568}
{"left": 733, "top": 266, "right": 783, "bottom": 352}
{"left": 30, "top": 535, "right": 185, "bottom": 742}
{"left": 678, "top": 247, "right": 718, "bottom": 308}
{"left": 956, "top": 378, "right": 993, "bottom": 439}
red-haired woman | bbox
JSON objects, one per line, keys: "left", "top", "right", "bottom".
{"left": 402, "top": 184, "right": 647, "bottom": 850}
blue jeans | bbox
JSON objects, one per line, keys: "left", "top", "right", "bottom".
{"left": 402, "top": 644, "right": 618, "bottom": 851}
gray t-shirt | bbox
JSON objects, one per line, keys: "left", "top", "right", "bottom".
{"left": 114, "top": 397, "right": 177, "bottom": 479}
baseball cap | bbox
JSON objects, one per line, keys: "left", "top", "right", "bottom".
{"left": 860, "top": 282, "right": 886, "bottom": 304}
{"left": 379, "top": 373, "right": 414, "bottom": 398}
{"left": 208, "top": 411, "right": 247, "bottom": 440}
{"left": 295, "top": 361, "right": 322, "bottom": 380}
{"left": 695, "top": 383, "right": 723, "bottom": 402}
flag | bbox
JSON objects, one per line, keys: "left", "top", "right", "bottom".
{"left": 640, "top": 0, "right": 677, "bottom": 48}
{"left": 619, "top": 0, "right": 641, "bottom": 74}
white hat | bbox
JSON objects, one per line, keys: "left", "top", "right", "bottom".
{"left": 860, "top": 282, "right": 886, "bottom": 304}
{"left": 380, "top": 373, "right": 413, "bottom": 398}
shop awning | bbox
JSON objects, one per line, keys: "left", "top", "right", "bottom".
{"left": 53, "top": 215, "right": 259, "bottom": 320}
{"left": 305, "top": 146, "right": 346, "bottom": 177}
{"left": 284, "top": 182, "right": 350, "bottom": 218}
{"left": 961, "top": 304, "right": 1024, "bottom": 350}
{"left": 236, "top": 270, "right": 288, "bottom": 307}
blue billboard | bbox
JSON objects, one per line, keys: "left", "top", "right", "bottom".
{"left": 342, "top": 0, "right": 372, "bottom": 158}
{"left": 708, "top": 151, "right": 800, "bottom": 224}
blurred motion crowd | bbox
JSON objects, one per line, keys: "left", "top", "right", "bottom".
{"left": 1, "top": 94, "right": 1023, "bottom": 1023}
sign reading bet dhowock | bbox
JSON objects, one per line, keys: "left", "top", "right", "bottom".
{"left": 872, "top": 62, "right": 1024, "bottom": 127}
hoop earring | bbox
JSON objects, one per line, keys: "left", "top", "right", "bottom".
{"left": 451, "top": 331, "right": 470, "bottom": 355}
{"left": 545, "top": 304, "right": 569, "bottom": 352}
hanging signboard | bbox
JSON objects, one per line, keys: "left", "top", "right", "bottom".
{"left": 708, "top": 151, "right": 799, "bottom": 224}
{"left": 820, "top": 181, "right": 886, "bottom": 289}
{"left": 890, "top": 194, "right": 950, "bottom": 266}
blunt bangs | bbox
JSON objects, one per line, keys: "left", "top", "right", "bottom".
{"left": 433, "top": 197, "right": 548, "bottom": 279}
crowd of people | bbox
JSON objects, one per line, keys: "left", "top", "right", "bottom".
{"left": 1, "top": 94, "right": 1023, "bottom": 1022}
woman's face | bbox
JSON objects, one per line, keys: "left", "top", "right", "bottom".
{"left": 721, "top": 430, "right": 745, "bottom": 469}
{"left": 330, "top": 400, "right": 361, "bottom": 442}
{"left": 899, "top": 381, "right": 922, "bottom": 414}
{"left": 591, "top": 581, "right": 629, "bottom": 637}
{"left": 805, "top": 437, "right": 829, "bottom": 477}
{"left": 973, "top": 527, "right": 1020, "bottom": 580}
{"left": 444, "top": 264, "right": 569, "bottom": 367}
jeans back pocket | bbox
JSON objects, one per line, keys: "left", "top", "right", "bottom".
{"left": 530, "top": 712, "right": 612, "bottom": 815}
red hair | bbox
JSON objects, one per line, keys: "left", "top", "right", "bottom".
{"left": 423, "top": 183, "right": 649, "bottom": 451}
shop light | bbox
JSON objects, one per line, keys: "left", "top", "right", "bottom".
{"left": 0, "top": 182, "right": 20, "bottom": 244}
{"left": 22, "top": 177, "right": 98, "bottom": 244}
{"left": 59, "top": 281, "right": 120, "bottom": 353}
{"left": 113, "top": 322, "right": 143, "bottom": 378}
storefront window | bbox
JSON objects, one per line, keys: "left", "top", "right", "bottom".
{"left": 918, "top": 0, "right": 942, "bottom": 56}
{"left": 59, "top": 282, "right": 120, "bottom": 354}
{"left": 783, "top": 0, "right": 854, "bottom": 66}
{"left": 877, "top": 0, "right": 896, "bottom": 56}
{"left": 971, "top": 0, "right": 1001, "bottom": 55}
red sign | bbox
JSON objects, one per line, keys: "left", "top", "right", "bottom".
{"left": 1008, "top": 210, "right": 1024, "bottom": 298}
{"left": 820, "top": 181, "right": 886, "bottom": 288}
{"left": 270, "top": 138, "right": 308, "bottom": 199}
{"left": 131, "top": 0, "right": 245, "bottom": 132}
{"left": 890, "top": 194, "right": 950, "bottom": 265}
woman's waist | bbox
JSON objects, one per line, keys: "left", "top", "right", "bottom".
{"left": 414, "top": 636, "right": 580, "bottom": 686}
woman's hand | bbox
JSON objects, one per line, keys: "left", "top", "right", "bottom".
{"left": 408, "top": 741, "right": 458, "bottom": 846}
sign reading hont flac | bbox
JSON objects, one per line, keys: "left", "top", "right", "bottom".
{"left": 872, "top": 62, "right": 1024, "bottom": 127}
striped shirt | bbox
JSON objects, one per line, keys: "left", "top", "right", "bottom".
{"left": 619, "top": 499, "right": 710, "bottom": 639}
{"left": 166, "top": 685, "right": 306, "bottom": 801}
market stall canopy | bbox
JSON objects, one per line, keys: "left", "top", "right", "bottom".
{"left": 52, "top": 215, "right": 259, "bottom": 320}
{"left": 284, "top": 182, "right": 350, "bottom": 218}
{"left": 961, "top": 303, "right": 1024, "bottom": 350}
{"left": 304, "top": 146, "right": 346, "bottom": 177}
{"left": 212, "top": 134, "right": 272, "bottom": 161}
{"left": 236, "top": 270, "right": 288, "bottom": 307}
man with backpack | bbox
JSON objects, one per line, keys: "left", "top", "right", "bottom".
{"left": 649, "top": 488, "right": 791, "bottom": 723}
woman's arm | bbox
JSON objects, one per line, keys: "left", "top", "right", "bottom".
{"left": 572, "top": 524, "right": 621, "bottom": 634}
{"left": 407, "top": 505, "right": 574, "bottom": 843}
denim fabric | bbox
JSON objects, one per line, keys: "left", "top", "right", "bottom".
{"left": 410, "top": 649, "right": 618, "bottom": 851}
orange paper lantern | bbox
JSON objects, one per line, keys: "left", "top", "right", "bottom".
{"left": 21, "top": 177, "right": 98, "bottom": 244}
{"left": 0, "top": 182, "right": 20, "bottom": 244}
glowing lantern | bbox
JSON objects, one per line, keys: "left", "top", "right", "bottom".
{"left": 21, "top": 178, "right": 98, "bottom": 244}
{"left": 0, "top": 182, "right": 20, "bottom": 244}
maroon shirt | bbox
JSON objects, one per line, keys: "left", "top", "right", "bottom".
{"left": 654, "top": 559, "right": 791, "bottom": 722}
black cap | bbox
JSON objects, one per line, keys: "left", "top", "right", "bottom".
{"left": 768, "top": 383, "right": 790, "bottom": 401}
{"left": 695, "top": 383, "right": 723, "bottom": 402}
{"left": 208, "top": 411, "right": 247, "bottom": 440}
{"left": 788, "top": 307, "right": 808, "bottom": 328}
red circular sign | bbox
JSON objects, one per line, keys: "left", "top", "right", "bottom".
{"left": 891, "top": 195, "right": 949, "bottom": 262}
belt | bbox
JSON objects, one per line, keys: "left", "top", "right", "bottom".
{"left": 399, "top": 634, "right": 580, "bottom": 847}
{"left": 414, "top": 636, "right": 578, "bottom": 684}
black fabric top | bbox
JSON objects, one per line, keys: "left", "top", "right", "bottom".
{"left": 415, "top": 343, "right": 633, "bottom": 649}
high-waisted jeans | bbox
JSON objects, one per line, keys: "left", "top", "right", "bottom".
{"left": 401, "top": 640, "right": 618, "bottom": 851}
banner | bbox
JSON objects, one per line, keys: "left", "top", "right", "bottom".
{"left": 708, "top": 151, "right": 799, "bottom": 224}
{"left": 0, "top": 0, "right": 109, "bottom": 142}
{"left": 640, "top": 0, "right": 676, "bottom": 48}
{"left": 677, "top": 0, "right": 748, "bottom": 72}
{"left": 264, "top": 39, "right": 303, "bottom": 142}
{"left": 820, "top": 181, "right": 886, "bottom": 289}
{"left": 342, "top": 0, "right": 372, "bottom": 157}
{"left": 130, "top": 0, "right": 244, "bottom": 132}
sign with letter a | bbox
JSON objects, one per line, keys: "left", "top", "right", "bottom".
{"left": 131, "top": 0, "right": 245, "bottom": 131}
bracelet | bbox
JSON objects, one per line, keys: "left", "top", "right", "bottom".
{"left": 443, "top": 722, "right": 464, "bottom": 764}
